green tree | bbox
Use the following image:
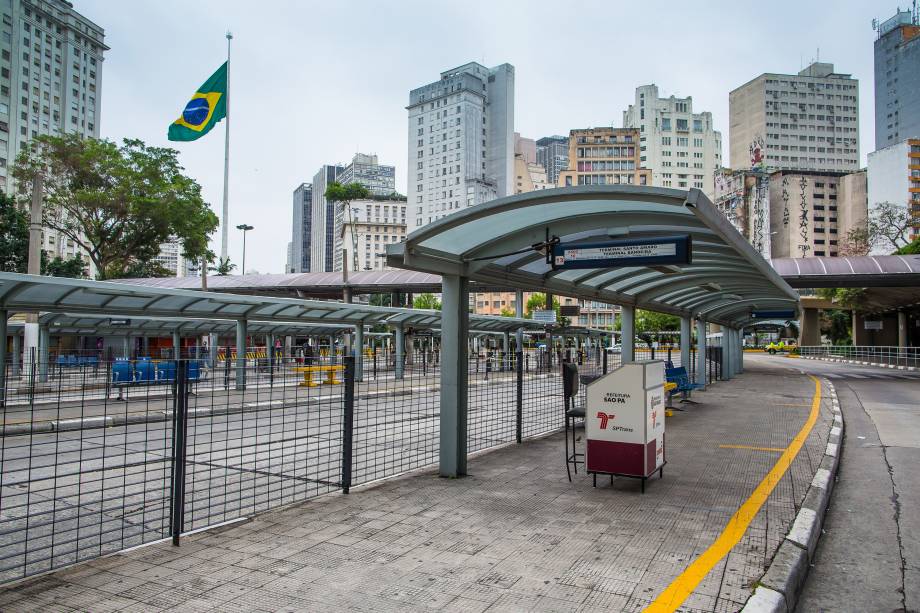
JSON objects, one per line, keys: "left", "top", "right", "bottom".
{"left": 325, "top": 181, "right": 371, "bottom": 271}
{"left": 42, "top": 253, "right": 87, "bottom": 278}
{"left": 213, "top": 257, "right": 236, "bottom": 276}
{"left": 369, "top": 293, "right": 392, "bottom": 307}
{"left": 13, "top": 134, "right": 219, "bottom": 279}
{"left": 817, "top": 287, "right": 867, "bottom": 309}
{"left": 635, "top": 310, "right": 681, "bottom": 347}
{"left": 499, "top": 307, "right": 515, "bottom": 317}
{"left": 412, "top": 292, "right": 441, "bottom": 310}
{"left": 525, "top": 292, "right": 560, "bottom": 318}
{"left": 0, "top": 192, "right": 29, "bottom": 273}
{"left": 820, "top": 309, "right": 852, "bottom": 345}
{"left": 868, "top": 201, "right": 912, "bottom": 252}
{"left": 895, "top": 236, "right": 920, "bottom": 255}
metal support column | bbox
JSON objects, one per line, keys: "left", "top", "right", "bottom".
{"left": 354, "top": 325, "right": 364, "bottom": 382}
{"left": 680, "top": 316, "right": 691, "bottom": 370}
{"left": 502, "top": 331, "right": 510, "bottom": 371}
{"left": 172, "top": 331, "right": 181, "bottom": 359}
{"left": 695, "top": 318, "right": 707, "bottom": 388}
{"left": 0, "top": 310, "right": 7, "bottom": 406}
{"left": 621, "top": 305, "right": 635, "bottom": 363}
{"left": 38, "top": 325, "right": 49, "bottom": 383}
{"left": 721, "top": 328, "right": 732, "bottom": 380}
{"left": 439, "top": 274, "right": 469, "bottom": 478}
{"left": 11, "top": 330, "right": 20, "bottom": 379}
{"left": 394, "top": 325, "right": 404, "bottom": 380}
{"left": 515, "top": 289, "right": 524, "bottom": 359}
{"left": 235, "top": 319, "right": 247, "bottom": 390}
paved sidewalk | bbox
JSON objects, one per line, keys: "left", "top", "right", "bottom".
{"left": 0, "top": 365, "right": 835, "bottom": 612}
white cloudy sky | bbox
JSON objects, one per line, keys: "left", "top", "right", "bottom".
{"left": 80, "top": 0, "right": 887, "bottom": 274}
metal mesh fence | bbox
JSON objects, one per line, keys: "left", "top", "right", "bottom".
{"left": 0, "top": 337, "right": 717, "bottom": 586}
{"left": 350, "top": 352, "right": 440, "bottom": 486}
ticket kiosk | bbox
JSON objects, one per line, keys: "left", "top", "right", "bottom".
{"left": 585, "top": 360, "right": 665, "bottom": 492}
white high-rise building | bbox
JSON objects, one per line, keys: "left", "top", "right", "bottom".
{"left": 729, "top": 62, "right": 859, "bottom": 174}
{"left": 623, "top": 85, "right": 722, "bottom": 198}
{"left": 1, "top": 0, "right": 107, "bottom": 276}
{"left": 406, "top": 62, "right": 514, "bottom": 232}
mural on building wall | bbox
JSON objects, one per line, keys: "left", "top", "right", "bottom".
{"left": 797, "top": 175, "right": 810, "bottom": 257}
{"left": 750, "top": 175, "right": 770, "bottom": 258}
{"left": 781, "top": 176, "right": 790, "bottom": 227}
{"left": 749, "top": 135, "right": 766, "bottom": 170}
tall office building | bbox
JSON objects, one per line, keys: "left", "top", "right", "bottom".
{"left": 536, "top": 135, "right": 568, "bottom": 186}
{"left": 1, "top": 0, "right": 107, "bottom": 275}
{"left": 291, "top": 182, "right": 312, "bottom": 273}
{"left": 874, "top": 9, "right": 920, "bottom": 149}
{"left": 335, "top": 153, "right": 396, "bottom": 196}
{"left": 729, "top": 62, "right": 859, "bottom": 174}
{"left": 406, "top": 62, "right": 514, "bottom": 233}
{"left": 622, "top": 85, "right": 722, "bottom": 198}
{"left": 309, "top": 164, "right": 342, "bottom": 273}
{"left": 332, "top": 153, "right": 396, "bottom": 271}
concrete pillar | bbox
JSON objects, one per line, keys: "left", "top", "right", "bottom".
{"left": 799, "top": 307, "right": 820, "bottom": 346}
{"left": 515, "top": 289, "right": 524, "bottom": 355}
{"left": 898, "top": 310, "right": 908, "bottom": 348}
{"left": 209, "top": 333, "right": 218, "bottom": 367}
{"left": 38, "top": 324, "right": 50, "bottom": 383}
{"left": 440, "top": 274, "right": 469, "bottom": 477}
{"left": 680, "top": 316, "right": 691, "bottom": 370}
{"left": 394, "top": 325, "right": 405, "bottom": 380}
{"left": 696, "top": 319, "right": 707, "bottom": 387}
{"left": 12, "top": 330, "right": 21, "bottom": 379}
{"left": 621, "top": 305, "right": 635, "bottom": 363}
{"left": 0, "top": 310, "right": 6, "bottom": 406}
{"left": 721, "top": 328, "right": 732, "bottom": 380}
{"left": 354, "top": 325, "right": 364, "bottom": 382}
{"left": 235, "top": 319, "right": 247, "bottom": 390}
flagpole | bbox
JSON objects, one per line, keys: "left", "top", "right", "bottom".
{"left": 220, "top": 31, "right": 232, "bottom": 263}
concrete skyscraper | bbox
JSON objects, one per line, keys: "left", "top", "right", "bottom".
{"left": 310, "top": 164, "right": 342, "bottom": 273}
{"left": 406, "top": 62, "right": 514, "bottom": 233}
{"left": 874, "top": 9, "right": 920, "bottom": 149}
{"left": 291, "top": 182, "right": 312, "bottom": 273}
{"left": 536, "top": 135, "right": 568, "bottom": 186}
{"left": 1, "top": 0, "right": 107, "bottom": 275}
{"left": 622, "top": 85, "right": 722, "bottom": 198}
{"left": 729, "top": 62, "right": 859, "bottom": 174}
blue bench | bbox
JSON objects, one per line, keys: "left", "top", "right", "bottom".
{"left": 665, "top": 366, "right": 705, "bottom": 406}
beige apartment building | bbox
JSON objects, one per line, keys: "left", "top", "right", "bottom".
{"left": 340, "top": 197, "right": 407, "bottom": 272}
{"left": 558, "top": 127, "right": 651, "bottom": 188}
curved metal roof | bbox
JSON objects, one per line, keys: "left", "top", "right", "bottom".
{"left": 0, "top": 272, "right": 530, "bottom": 333}
{"left": 386, "top": 186, "right": 799, "bottom": 327}
{"left": 121, "top": 269, "right": 445, "bottom": 298}
{"left": 772, "top": 255, "right": 920, "bottom": 288}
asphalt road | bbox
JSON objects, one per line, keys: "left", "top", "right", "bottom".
{"left": 0, "top": 366, "right": 563, "bottom": 585}
{"left": 748, "top": 353, "right": 919, "bottom": 613}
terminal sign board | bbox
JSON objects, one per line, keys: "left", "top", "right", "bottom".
{"left": 533, "top": 309, "right": 557, "bottom": 324}
{"left": 585, "top": 361, "right": 665, "bottom": 481}
{"left": 552, "top": 235, "right": 691, "bottom": 270}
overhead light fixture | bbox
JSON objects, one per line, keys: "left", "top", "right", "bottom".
{"left": 701, "top": 282, "right": 722, "bottom": 292}
{"left": 722, "top": 293, "right": 743, "bottom": 301}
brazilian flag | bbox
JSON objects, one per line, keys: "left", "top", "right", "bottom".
{"left": 168, "top": 62, "right": 227, "bottom": 142}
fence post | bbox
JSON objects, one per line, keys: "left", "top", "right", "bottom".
{"left": 342, "top": 356, "right": 355, "bottom": 494}
{"left": 602, "top": 348, "right": 608, "bottom": 375}
{"left": 170, "top": 360, "right": 189, "bottom": 546}
{"left": 516, "top": 351, "right": 523, "bottom": 443}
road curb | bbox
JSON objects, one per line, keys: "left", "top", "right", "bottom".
{"left": 741, "top": 378, "right": 843, "bottom": 613}
{"left": 800, "top": 355, "right": 918, "bottom": 372}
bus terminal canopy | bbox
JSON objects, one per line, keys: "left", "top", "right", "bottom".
{"left": 386, "top": 186, "right": 799, "bottom": 327}
{"left": 0, "top": 272, "right": 531, "bottom": 333}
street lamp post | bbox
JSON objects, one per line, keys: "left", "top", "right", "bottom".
{"left": 236, "top": 224, "right": 253, "bottom": 275}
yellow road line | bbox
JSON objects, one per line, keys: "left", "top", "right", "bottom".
{"left": 718, "top": 444, "right": 786, "bottom": 452}
{"left": 645, "top": 376, "right": 822, "bottom": 613}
